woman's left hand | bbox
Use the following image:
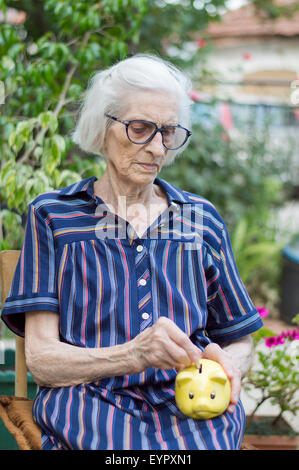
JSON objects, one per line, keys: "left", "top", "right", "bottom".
{"left": 202, "top": 342, "right": 241, "bottom": 414}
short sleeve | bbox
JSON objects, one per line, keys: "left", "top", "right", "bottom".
{"left": 205, "top": 221, "right": 263, "bottom": 343}
{"left": 1, "top": 202, "right": 59, "bottom": 337}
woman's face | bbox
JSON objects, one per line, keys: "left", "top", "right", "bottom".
{"left": 102, "top": 90, "right": 178, "bottom": 186}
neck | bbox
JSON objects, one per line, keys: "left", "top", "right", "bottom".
{"left": 94, "top": 169, "right": 162, "bottom": 216}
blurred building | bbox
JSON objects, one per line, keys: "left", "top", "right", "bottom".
{"left": 193, "top": 0, "right": 299, "bottom": 132}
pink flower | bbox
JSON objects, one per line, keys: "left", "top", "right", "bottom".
{"left": 265, "top": 336, "right": 277, "bottom": 348}
{"left": 264, "top": 328, "right": 299, "bottom": 347}
{"left": 243, "top": 52, "right": 251, "bottom": 60}
{"left": 275, "top": 334, "right": 285, "bottom": 345}
{"left": 196, "top": 39, "right": 207, "bottom": 48}
{"left": 280, "top": 328, "right": 299, "bottom": 341}
{"left": 257, "top": 306, "right": 269, "bottom": 318}
{"left": 291, "top": 328, "right": 299, "bottom": 340}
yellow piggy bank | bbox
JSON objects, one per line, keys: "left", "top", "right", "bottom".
{"left": 175, "top": 359, "right": 231, "bottom": 420}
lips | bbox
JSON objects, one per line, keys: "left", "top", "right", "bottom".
{"left": 138, "top": 163, "right": 158, "bottom": 171}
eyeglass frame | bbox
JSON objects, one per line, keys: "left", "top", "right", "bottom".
{"left": 104, "top": 113, "right": 192, "bottom": 150}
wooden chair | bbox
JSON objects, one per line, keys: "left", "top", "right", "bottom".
{"left": 0, "top": 249, "right": 256, "bottom": 451}
{"left": 0, "top": 250, "right": 42, "bottom": 450}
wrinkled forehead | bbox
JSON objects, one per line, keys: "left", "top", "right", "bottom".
{"left": 120, "top": 89, "right": 179, "bottom": 125}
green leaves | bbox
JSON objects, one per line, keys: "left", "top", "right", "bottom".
{"left": 0, "top": 0, "right": 147, "bottom": 250}
{"left": 7, "top": 112, "right": 63, "bottom": 171}
{"left": 42, "top": 134, "right": 66, "bottom": 175}
{"left": 8, "top": 119, "right": 36, "bottom": 153}
{"left": 0, "top": 159, "right": 33, "bottom": 211}
{"left": 38, "top": 112, "right": 58, "bottom": 134}
{"left": 230, "top": 216, "right": 283, "bottom": 286}
{"left": 161, "top": 112, "right": 293, "bottom": 308}
{"left": 244, "top": 333, "right": 299, "bottom": 425}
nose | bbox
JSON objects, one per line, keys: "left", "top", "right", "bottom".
{"left": 145, "top": 130, "right": 166, "bottom": 157}
{"left": 193, "top": 398, "right": 211, "bottom": 412}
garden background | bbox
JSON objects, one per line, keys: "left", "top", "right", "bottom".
{"left": 0, "top": 0, "right": 298, "bottom": 448}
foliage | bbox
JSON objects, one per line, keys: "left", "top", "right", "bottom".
{"left": 0, "top": 0, "right": 248, "bottom": 249}
{"left": 0, "top": 0, "right": 296, "bottom": 301}
{"left": 230, "top": 217, "right": 283, "bottom": 286}
{"left": 0, "top": 0, "right": 147, "bottom": 248}
{"left": 137, "top": 0, "right": 227, "bottom": 71}
{"left": 138, "top": 0, "right": 299, "bottom": 68}
{"left": 253, "top": 0, "right": 299, "bottom": 19}
{"left": 244, "top": 312, "right": 299, "bottom": 428}
{"left": 160, "top": 115, "right": 290, "bottom": 304}
{"left": 161, "top": 115, "right": 287, "bottom": 229}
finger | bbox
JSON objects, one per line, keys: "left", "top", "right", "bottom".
{"left": 167, "top": 324, "right": 202, "bottom": 364}
{"left": 147, "top": 335, "right": 195, "bottom": 370}
{"left": 164, "top": 340, "right": 196, "bottom": 368}
{"left": 227, "top": 373, "right": 241, "bottom": 414}
{"left": 202, "top": 343, "right": 241, "bottom": 410}
{"left": 227, "top": 404, "right": 236, "bottom": 413}
{"left": 153, "top": 318, "right": 202, "bottom": 367}
{"left": 202, "top": 343, "right": 234, "bottom": 377}
{"left": 228, "top": 367, "right": 241, "bottom": 404}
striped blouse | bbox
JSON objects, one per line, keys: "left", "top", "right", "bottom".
{"left": 1, "top": 176, "right": 263, "bottom": 450}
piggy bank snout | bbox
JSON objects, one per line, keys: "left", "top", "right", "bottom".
{"left": 189, "top": 384, "right": 220, "bottom": 410}
{"left": 192, "top": 396, "right": 212, "bottom": 412}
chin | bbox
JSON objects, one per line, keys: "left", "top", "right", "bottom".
{"left": 131, "top": 171, "right": 157, "bottom": 185}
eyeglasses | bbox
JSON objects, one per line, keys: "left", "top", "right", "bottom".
{"left": 105, "top": 114, "right": 192, "bottom": 150}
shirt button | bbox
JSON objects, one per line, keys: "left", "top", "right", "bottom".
{"left": 142, "top": 312, "right": 150, "bottom": 320}
{"left": 139, "top": 279, "right": 147, "bottom": 286}
{"left": 136, "top": 245, "right": 143, "bottom": 252}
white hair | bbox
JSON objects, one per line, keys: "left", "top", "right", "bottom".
{"left": 71, "top": 54, "right": 193, "bottom": 165}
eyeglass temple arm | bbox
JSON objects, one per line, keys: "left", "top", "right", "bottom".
{"left": 105, "top": 113, "right": 116, "bottom": 121}
{"left": 105, "top": 114, "right": 129, "bottom": 125}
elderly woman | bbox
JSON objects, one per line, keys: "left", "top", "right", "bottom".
{"left": 1, "top": 55, "right": 263, "bottom": 450}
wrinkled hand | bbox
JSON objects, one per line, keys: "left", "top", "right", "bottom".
{"left": 131, "top": 317, "right": 201, "bottom": 372}
{"left": 201, "top": 343, "right": 241, "bottom": 414}
{"left": 131, "top": 318, "right": 240, "bottom": 414}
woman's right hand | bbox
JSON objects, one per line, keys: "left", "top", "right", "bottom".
{"left": 130, "top": 317, "right": 202, "bottom": 372}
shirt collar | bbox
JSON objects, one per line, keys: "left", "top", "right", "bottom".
{"left": 58, "top": 176, "right": 98, "bottom": 198}
{"left": 155, "top": 178, "right": 190, "bottom": 204}
{"left": 58, "top": 175, "right": 191, "bottom": 204}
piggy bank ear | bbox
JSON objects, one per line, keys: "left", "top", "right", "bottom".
{"left": 176, "top": 371, "right": 194, "bottom": 388}
{"left": 210, "top": 369, "right": 228, "bottom": 386}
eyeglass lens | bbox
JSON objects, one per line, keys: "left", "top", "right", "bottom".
{"left": 127, "top": 120, "right": 187, "bottom": 149}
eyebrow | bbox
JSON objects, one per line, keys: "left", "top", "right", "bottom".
{"left": 128, "top": 117, "right": 179, "bottom": 126}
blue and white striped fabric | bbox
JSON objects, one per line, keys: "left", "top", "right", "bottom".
{"left": 1, "top": 176, "right": 262, "bottom": 450}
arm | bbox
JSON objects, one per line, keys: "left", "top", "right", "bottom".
{"left": 25, "top": 310, "right": 139, "bottom": 387}
{"left": 25, "top": 309, "right": 245, "bottom": 414}
{"left": 25, "top": 312, "right": 201, "bottom": 388}
{"left": 220, "top": 334, "right": 254, "bottom": 377}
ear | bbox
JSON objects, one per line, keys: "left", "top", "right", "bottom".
{"left": 176, "top": 371, "right": 194, "bottom": 388}
{"left": 210, "top": 370, "right": 228, "bottom": 386}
